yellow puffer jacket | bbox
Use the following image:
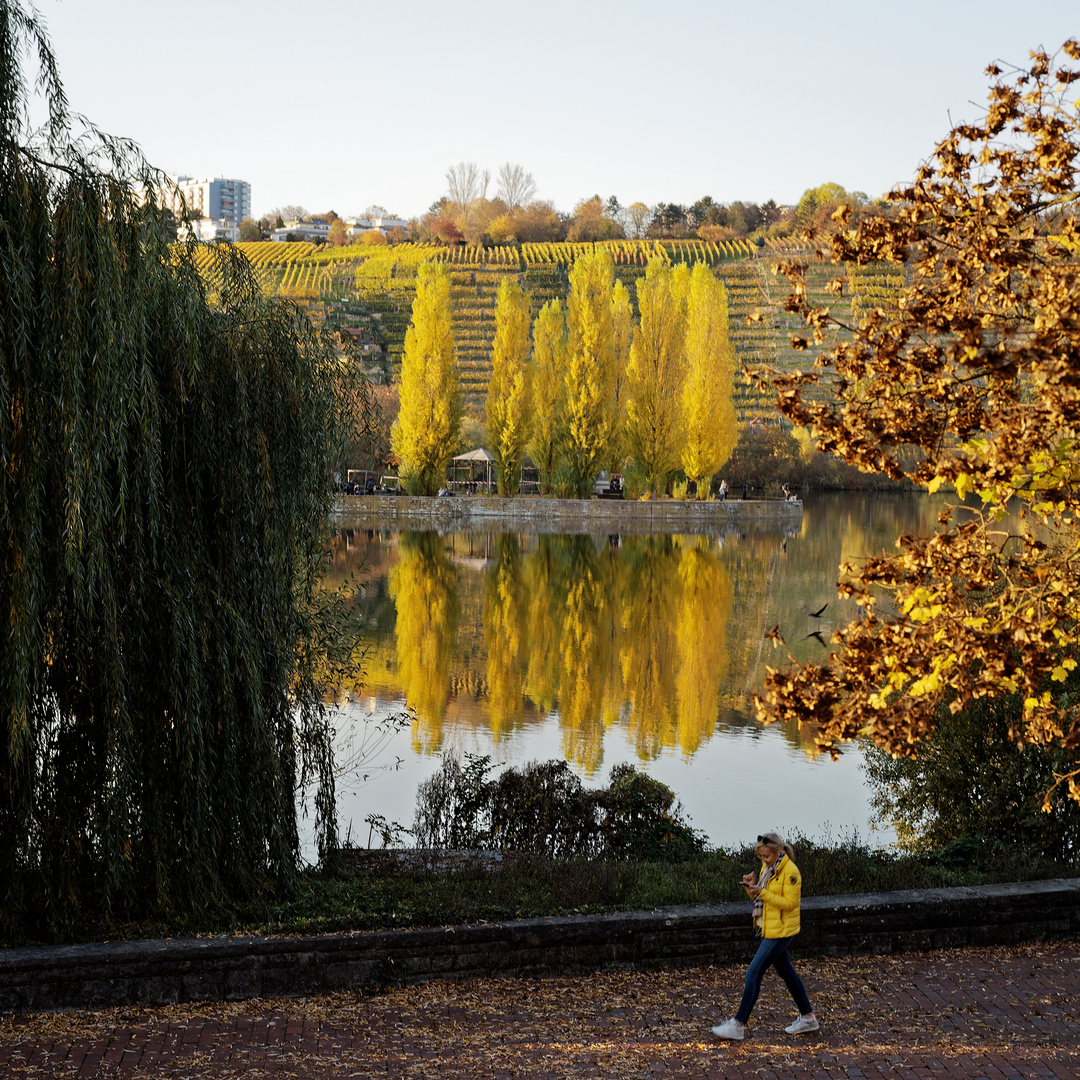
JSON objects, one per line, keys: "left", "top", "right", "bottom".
{"left": 758, "top": 854, "right": 802, "bottom": 938}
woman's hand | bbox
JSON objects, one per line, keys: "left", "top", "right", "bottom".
{"left": 745, "top": 885, "right": 761, "bottom": 898}
{"left": 741, "top": 872, "right": 756, "bottom": 888}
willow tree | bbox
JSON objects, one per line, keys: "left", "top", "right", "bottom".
{"left": 564, "top": 251, "right": 620, "bottom": 497}
{"left": 0, "top": 2, "right": 358, "bottom": 936}
{"left": 755, "top": 42, "right": 1080, "bottom": 809}
{"left": 682, "top": 263, "right": 737, "bottom": 495}
{"left": 529, "top": 298, "right": 568, "bottom": 494}
{"left": 392, "top": 260, "right": 462, "bottom": 495}
{"left": 485, "top": 278, "right": 533, "bottom": 496}
{"left": 625, "top": 259, "right": 690, "bottom": 494}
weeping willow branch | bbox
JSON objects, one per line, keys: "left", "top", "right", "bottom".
{"left": 0, "top": 0, "right": 366, "bottom": 938}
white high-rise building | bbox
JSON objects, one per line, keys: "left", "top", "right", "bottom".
{"left": 166, "top": 175, "right": 252, "bottom": 230}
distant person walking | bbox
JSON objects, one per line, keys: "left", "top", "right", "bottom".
{"left": 742, "top": 482, "right": 749, "bottom": 500}
{"left": 712, "top": 832, "right": 818, "bottom": 1041}
{"left": 719, "top": 479, "right": 728, "bottom": 502}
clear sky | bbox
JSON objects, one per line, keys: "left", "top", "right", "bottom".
{"left": 26, "top": 0, "right": 1079, "bottom": 221}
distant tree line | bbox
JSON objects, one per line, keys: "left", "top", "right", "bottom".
{"left": 238, "top": 166, "right": 882, "bottom": 251}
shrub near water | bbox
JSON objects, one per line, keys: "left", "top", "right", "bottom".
{"left": 413, "top": 754, "right": 705, "bottom": 861}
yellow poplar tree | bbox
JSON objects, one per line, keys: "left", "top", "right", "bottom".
{"left": 609, "top": 278, "right": 633, "bottom": 474}
{"left": 625, "top": 259, "right": 691, "bottom": 495}
{"left": 564, "top": 251, "right": 619, "bottom": 498}
{"left": 391, "top": 260, "right": 461, "bottom": 495}
{"left": 528, "top": 299, "right": 568, "bottom": 495}
{"left": 485, "top": 278, "right": 534, "bottom": 496}
{"left": 681, "top": 263, "right": 737, "bottom": 497}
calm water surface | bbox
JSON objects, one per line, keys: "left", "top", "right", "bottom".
{"left": 312, "top": 493, "right": 961, "bottom": 855}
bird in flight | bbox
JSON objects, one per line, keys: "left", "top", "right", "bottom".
{"left": 804, "top": 630, "right": 827, "bottom": 646}
{"left": 807, "top": 603, "right": 828, "bottom": 618}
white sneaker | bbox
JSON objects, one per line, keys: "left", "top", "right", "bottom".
{"left": 784, "top": 1015, "right": 819, "bottom": 1034}
{"left": 711, "top": 1019, "right": 745, "bottom": 1040}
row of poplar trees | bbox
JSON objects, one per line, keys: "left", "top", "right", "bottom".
{"left": 391, "top": 252, "right": 737, "bottom": 497}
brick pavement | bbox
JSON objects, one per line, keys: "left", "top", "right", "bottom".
{"left": 0, "top": 941, "right": 1076, "bottom": 1078}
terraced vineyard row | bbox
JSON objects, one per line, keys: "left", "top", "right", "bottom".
{"left": 449, "top": 264, "right": 525, "bottom": 400}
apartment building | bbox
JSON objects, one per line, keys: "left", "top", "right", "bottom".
{"left": 165, "top": 175, "right": 252, "bottom": 240}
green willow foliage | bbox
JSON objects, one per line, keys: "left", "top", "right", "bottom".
{"left": 1, "top": 3, "right": 359, "bottom": 937}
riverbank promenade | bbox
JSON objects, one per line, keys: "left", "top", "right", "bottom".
{"left": 2, "top": 941, "right": 1076, "bottom": 1078}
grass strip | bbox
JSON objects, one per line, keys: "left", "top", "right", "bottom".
{"left": 15, "top": 837, "right": 1074, "bottom": 947}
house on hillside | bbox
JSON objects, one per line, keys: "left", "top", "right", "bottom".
{"left": 175, "top": 217, "right": 240, "bottom": 242}
{"left": 344, "top": 215, "right": 409, "bottom": 238}
{"left": 270, "top": 216, "right": 331, "bottom": 242}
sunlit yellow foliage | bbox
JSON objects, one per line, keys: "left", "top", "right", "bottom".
{"left": 392, "top": 261, "right": 462, "bottom": 494}
{"left": 682, "top": 263, "right": 737, "bottom": 492}
{"left": 564, "top": 252, "right": 620, "bottom": 497}
{"left": 390, "top": 533, "right": 461, "bottom": 752}
{"left": 626, "top": 259, "right": 691, "bottom": 493}
{"left": 609, "top": 278, "right": 633, "bottom": 472}
{"left": 754, "top": 43, "right": 1080, "bottom": 808}
{"left": 485, "top": 279, "right": 534, "bottom": 496}
{"left": 528, "top": 299, "right": 568, "bottom": 494}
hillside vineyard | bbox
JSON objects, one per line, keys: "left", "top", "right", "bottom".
{"left": 184, "top": 239, "right": 906, "bottom": 418}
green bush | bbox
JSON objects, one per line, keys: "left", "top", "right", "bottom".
{"left": 862, "top": 689, "right": 1080, "bottom": 862}
{"left": 598, "top": 764, "right": 705, "bottom": 860}
{"left": 412, "top": 755, "right": 704, "bottom": 861}
{"left": 721, "top": 423, "right": 908, "bottom": 493}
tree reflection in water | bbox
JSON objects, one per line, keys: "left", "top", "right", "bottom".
{"left": 482, "top": 534, "right": 526, "bottom": 738}
{"left": 388, "top": 531, "right": 460, "bottom": 752}
{"left": 373, "top": 530, "right": 735, "bottom": 769}
{"left": 326, "top": 496, "right": 1008, "bottom": 770}
{"left": 675, "top": 538, "right": 733, "bottom": 756}
{"left": 318, "top": 496, "right": 1007, "bottom": 848}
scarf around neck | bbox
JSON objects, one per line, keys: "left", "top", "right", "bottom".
{"left": 752, "top": 855, "right": 783, "bottom": 934}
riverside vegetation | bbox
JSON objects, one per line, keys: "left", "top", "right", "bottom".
{"left": 6, "top": 752, "right": 1073, "bottom": 946}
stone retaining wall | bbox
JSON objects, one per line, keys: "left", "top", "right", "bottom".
{"left": 1, "top": 879, "right": 1076, "bottom": 1013}
{"left": 333, "top": 495, "right": 802, "bottom": 534}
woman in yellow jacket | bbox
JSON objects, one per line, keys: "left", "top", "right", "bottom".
{"left": 713, "top": 832, "right": 818, "bottom": 1041}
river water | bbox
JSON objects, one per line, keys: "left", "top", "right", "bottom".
{"left": 312, "top": 493, "right": 956, "bottom": 855}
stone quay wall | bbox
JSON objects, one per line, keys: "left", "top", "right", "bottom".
{"left": 1, "top": 879, "right": 1076, "bottom": 1013}
{"left": 333, "top": 495, "right": 802, "bottom": 534}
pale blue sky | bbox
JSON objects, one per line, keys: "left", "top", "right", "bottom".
{"left": 28, "top": 0, "right": 1078, "bottom": 220}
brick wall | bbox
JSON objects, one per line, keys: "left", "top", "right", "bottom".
{"left": 1, "top": 879, "right": 1076, "bottom": 1013}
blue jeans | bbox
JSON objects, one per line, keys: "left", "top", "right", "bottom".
{"left": 734, "top": 935, "right": 813, "bottom": 1024}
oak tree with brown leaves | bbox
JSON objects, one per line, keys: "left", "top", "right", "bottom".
{"left": 754, "top": 42, "right": 1080, "bottom": 810}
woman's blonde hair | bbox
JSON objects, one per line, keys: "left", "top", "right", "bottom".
{"left": 755, "top": 831, "right": 795, "bottom": 861}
